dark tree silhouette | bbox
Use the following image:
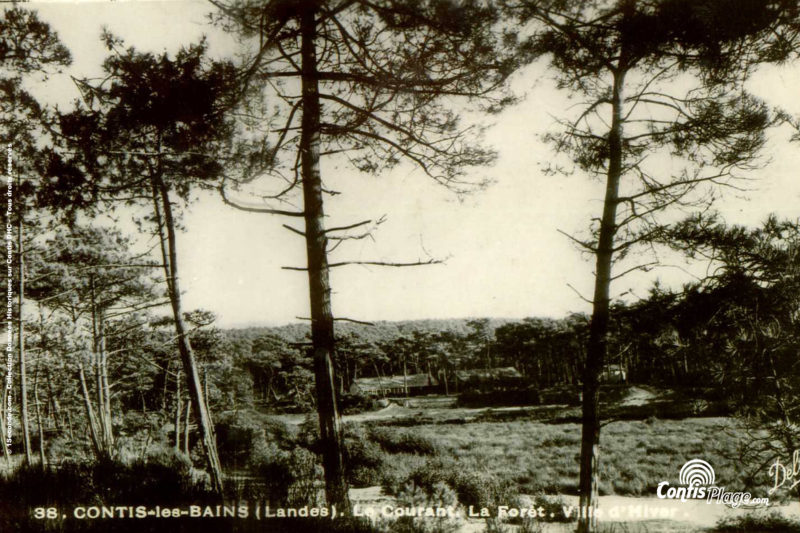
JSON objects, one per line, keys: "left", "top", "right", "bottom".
{"left": 505, "top": 0, "right": 799, "bottom": 529}
{"left": 658, "top": 214, "right": 800, "bottom": 499}
{"left": 211, "top": 0, "right": 515, "bottom": 509}
{"left": 48, "top": 38, "right": 238, "bottom": 494}
{"left": 1, "top": 6, "right": 71, "bottom": 465}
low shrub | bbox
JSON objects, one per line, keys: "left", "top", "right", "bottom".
{"left": 43, "top": 434, "right": 93, "bottom": 465}
{"left": 527, "top": 494, "right": 573, "bottom": 523}
{"left": 539, "top": 386, "right": 582, "bottom": 406}
{"left": 250, "top": 442, "right": 322, "bottom": 506}
{"left": 343, "top": 424, "right": 385, "bottom": 487}
{"left": 0, "top": 462, "right": 96, "bottom": 508}
{"left": 712, "top": 511, "right": 800, "bottom": 532}
{"left": 93, "top": 450, "right": 214, "bottom": 504}
{"left": 382, "top": 458, "right": 455, "bottom": 499}
{"left": 539, "top": 433, "right": 578, "bottom": 447}
{"left": 0, "top": 450, "right": 214, "bottom": 509}
{"left": 390, "top": 475, "right": 462, "bottom": 533}
{"left": 389, "top": 519, "right": 462, "bottom": 533}
{"left": 215, "top": 410, "right": 292, "bottom": 468}
{"left": 297, "top": 413, "right": 323, "bottom": 452}
{"left": 0, "top": 454, "right": 219, "bottom": 533}
{"left": 456, "top": 388, "right": 540, "bottom": 408}
{"left": 382, "top": 457, "right": 517, "bottom": 512}
{"left": 296, "top": 418, "right": 387, "bottom": 487}
{"left": 340, "top": 393, "right": 377, "bottom": 415}
{"left": 368, "top": 427, "right": 440, "bottom": 456}
{"left": 449, "top": 470, "right": 492, "bottom": 509}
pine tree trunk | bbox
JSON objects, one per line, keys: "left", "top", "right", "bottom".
{"left": 403, "top": 359, "right": 408, "bottom": 398}
{"left": 100, "top": 320, "right": 113, "bottom": 447}
{"left": 342, "top": 358, "right": 350, "bottom": 397}
{"left": 90, "top": 281, "right": 114, "bottom": 453}
{"left": 76, "top": 355, "right": 104, "bottom": 459}
{"left": 150, "top": 171, "right": 224, "bottom": 495}
{"left": 45, "top": 369, "right": 62, "bottom": 433}
{"left": 299, "top": 3, "right": 349, "bottom": 512}
{"left": 94, "top": 350, "right": 104, "bottom": 443}
{"left": 39, "top": 309, "right": 63, "bottom": 434}
{"left": 373, "top": 363, "right": 385, "bottom": 398}
{"left": 174, "top": 371, "right": 182, "bottom": 452}
{"left": 65, "top": 408, "right": 74, "bottom": 441}
{"left": 162, "top": 371, "right": 169, "bottom": 412}
{"left": 18, "top": 215, "right": 32, "bottom": 464}
{"left": 577, "top": 67, "right": 626, "bottom": 533}
{"left": 203, "top": 367, "right": 213, "bottom": 431}
{"left": 33, "top": 360, "right": 45, "bottom": 467}
{"left": 183, "top": 401, "right": 191, "bottom": 455}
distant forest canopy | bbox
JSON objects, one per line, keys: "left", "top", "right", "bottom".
{"left": 221, "top": 248, "right": 792, "bottom": 409}
{"left": 233, "top": 317, "right": 514, "bottom": 344}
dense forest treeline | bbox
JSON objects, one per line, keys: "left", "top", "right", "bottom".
{"left": 235, "top": 318, "right": 514, "bottom": 345}
{"left": 13, "top": 215, "right": 796, "bottom": 461}
{"left": 10, "top": 233, "right": 800, "bottom": 473}
{"left": 5, "top": 214, "right": 799, "bottom": 467}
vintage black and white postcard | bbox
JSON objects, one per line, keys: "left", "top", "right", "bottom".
{"left": 2, "top": 1, "right": 800, "bottom": 532}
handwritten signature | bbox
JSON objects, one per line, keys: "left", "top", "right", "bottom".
{"left": 768, "top": 449, "right": 800, "bottom": 495}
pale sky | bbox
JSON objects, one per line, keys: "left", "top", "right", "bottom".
{"left": 23, "top": 0, "right": 800, "bottom": 327}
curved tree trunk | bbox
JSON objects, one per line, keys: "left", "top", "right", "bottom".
{"left": 299, "top": 3, "right": 350, "bottom": 512}
{"left": 150, "top": 172, "right": 224, "bottom": 495}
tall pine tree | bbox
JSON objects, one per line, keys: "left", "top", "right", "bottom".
{"left": 211, "top": 0, "right": 515, "bottom": 508}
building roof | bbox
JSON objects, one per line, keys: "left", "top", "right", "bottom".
{"left": 353, "top": 373, "right": 438, "bottom": 391}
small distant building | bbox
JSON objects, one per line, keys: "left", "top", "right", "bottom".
{"left": 599, "top": 364, "right": 627, "bottom": 384}
{"left": 454, "top": 367, "right": 524, "bottom": 390}
{"left": 350, "top": 373, "right": 439, "bottom": 397}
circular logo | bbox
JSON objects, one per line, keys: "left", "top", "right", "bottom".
{"left": 679, "top": 459, "right": 715, "bottom": 486}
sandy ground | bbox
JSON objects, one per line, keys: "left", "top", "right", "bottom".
{"left": 275, "top": 386, "right": 668, "bottom": 426}
{"left": 274, "top": 400, "right": 552, "bottom": 426}
{"left": 618, "top": 386, "right": 659, "bottom": 406}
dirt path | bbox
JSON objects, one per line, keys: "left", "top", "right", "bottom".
{"left": 273, "top": 386, "right": 671, "bottom": 426}
{"left": 619, "top": 386, "right": 659, "bottom": 406}
{"left": 275, "top": 402, "right": 546, "bottom": 426}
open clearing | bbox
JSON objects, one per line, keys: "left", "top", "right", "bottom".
{"left": 273, "top": 388, "right": 796, "bottom": 531}
{"left": 375, "top": 417, "right": 761, "bottom": 496}
{"left": 336, "top": 388, "right": 796, "bottom": 532}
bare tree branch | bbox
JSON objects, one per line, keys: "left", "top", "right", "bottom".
{"left": 218, "top": 183, "right": 304, "bottom": 217}
{"left": 296, "top": 316, "right": 375, "bottom": 326}
{"left": 282, "top": 224, "right": 306, "bottom": 237}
